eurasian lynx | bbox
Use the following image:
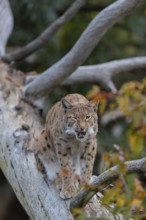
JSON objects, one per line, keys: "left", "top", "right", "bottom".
{"left": 35, "top": 94, "right": 98, "bottom": 199}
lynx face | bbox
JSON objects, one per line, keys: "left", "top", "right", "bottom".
{"left": 62, "top": 99, "right": 98, "bottom": 141}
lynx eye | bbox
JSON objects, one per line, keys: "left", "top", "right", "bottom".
{"left": 86, "top": 115, "right": 91, "bottom": 120}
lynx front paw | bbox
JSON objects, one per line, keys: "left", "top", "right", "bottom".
{"left": 60, "top": 185, "right": 76, "bottom": 199}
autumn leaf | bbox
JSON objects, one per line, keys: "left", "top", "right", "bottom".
{"left": 131, "top": 198, "right": 142, "bottom": 209}
{"left": 128, "top": 133, "right": 144, "bottom": 157}
{"left": 116, "top": 197, "right": 125, "bottom": 206}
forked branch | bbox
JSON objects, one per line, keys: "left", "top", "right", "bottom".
{"left": 62, "top": 56, "right": 146, "bottom": 87}
{"left": 26, "top": 56, "right": 146, "bottom": 93}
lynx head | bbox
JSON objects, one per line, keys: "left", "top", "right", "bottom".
{"left": 62, "top": 98, "right": 98, "bottom": 141}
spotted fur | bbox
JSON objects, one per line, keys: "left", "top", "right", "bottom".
{"left": 35, "top": 93, "right": 98, "bottom": 199}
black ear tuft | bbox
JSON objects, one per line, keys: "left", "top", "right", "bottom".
{"left": 61, "top": 99, "right": 72, "bottom": 109}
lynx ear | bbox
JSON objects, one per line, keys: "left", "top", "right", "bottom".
{"left": 88, "top": 100, "right": 99, "bottom": 112}
{"left": 61, "top": 99, "right": 72, "bottom": 109}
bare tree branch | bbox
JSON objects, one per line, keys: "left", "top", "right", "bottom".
{"left": 0, "top": 0, "right": 13, "bottom": 57}
{"left": 62, "top": 56, "right": 146, "bottom": 90}
{"left": 101, "top": 110, "right": 124, "bottom": 126}
{"left": 26, "top": 56, "right": 146, "bottom": 93}
{"left": 24, "top": 0, "right": 145, "bottom": 99}
{"left": 2, "top": 0, "right": 86, "bottom": 62}
{"left": 70, "top": 157, "right": 146, "bottom": 209}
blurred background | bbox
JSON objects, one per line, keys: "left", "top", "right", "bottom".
{"left": 0, "top": 0, "right": 146, "bottom": 219}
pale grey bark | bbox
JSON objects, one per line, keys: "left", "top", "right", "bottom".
{"left": 101, "top": 110, "right": 124, "bottom": 126}
{"left": 62, "top": 56, "right": 146, "bottom": 90}
{"left": 2, "top": 0, "right": 86, "bottom": 62}
{"left": 26, "top": 56, "right": 146, "bottom": 93}
{"left": 24, "top": 0, "right": 145, "bottom": 98}
{"left": 0, "top": 0, "right": 13, "bottom": 57}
